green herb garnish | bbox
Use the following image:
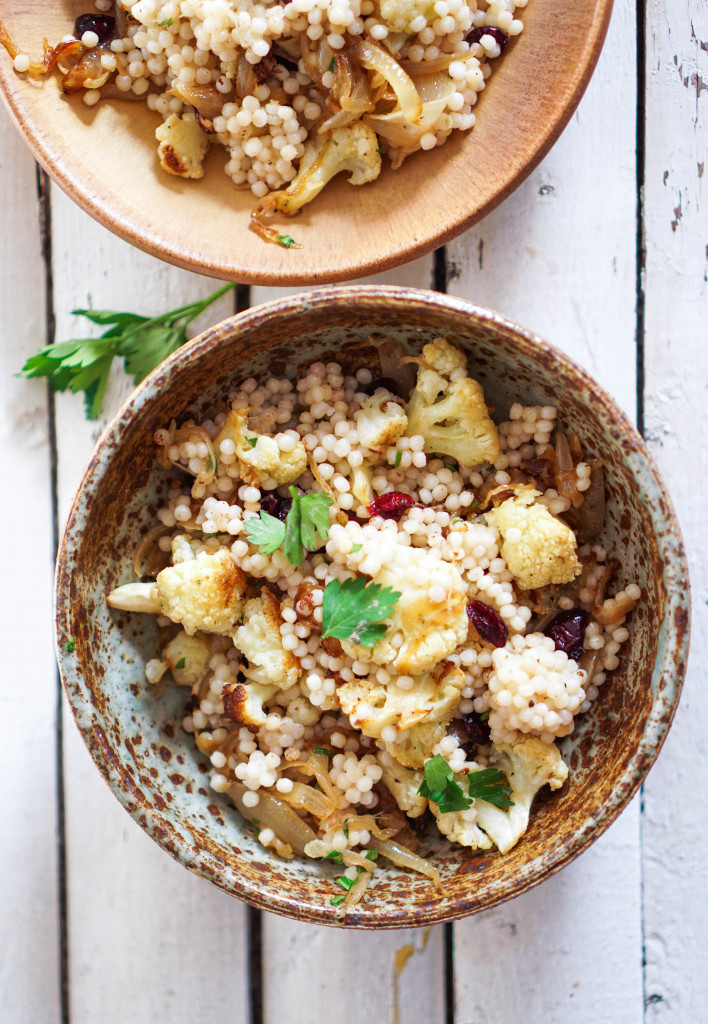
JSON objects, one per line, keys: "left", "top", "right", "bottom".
{"left": 418, "top": 754, "right": 471, "bottom": 814}
{"left": 330, "top": 894, "right": 346, "bottom": 906}
{"left": 20, "top": 283, "right": 235, "bottom": 419}
{"left": 244, "top": 511, "right": 286, "bottom": 554}
{"left": 314, "top": 747, "right": 335, "bottom": 758}
{"left": 65, "top": 640, "right": 76, "bottom": 653}
{"left": 246, "top": 436, "right": 258, "bottom": 447}
{"left": 175, "top": 658, "right": 186, "bottom": 669}
{"left": 158, "top": 18, "right": 173, "bottom": 25}
{"left": 479, "top": 709, "right": 490, "bottom": 722}
{"left": 365, "top": 847, "right": 378, "bottom": 861}
{"left": 324, "top": 850, "right": 344, "bottom": 862}
{"left": 395, "top": 450, "right": 403, "bottom": 468}
{"left": 336, "top": 875, "right": 355, "bottom": 891}
{"left": 343, "top": 820, "right": 350, "bottom": 838}
{"left": 350, "top": 543, "right": 362, "bottom": 553}
{"left": 245, "top": 490, "right": 333, "bottom": 565}
{"left": 328, "top": 56, "right": 335, "bottom": 72}
{"left": 466, "top": 768, "right": 513, "bottom": 809}
{"left": 418, "top": 756, "right": 514, "bottom": 813}
{"left": 445, "top": 461, "right": 458, "bottom": 472}
{"left": 276, "top": 233, "right": 297, "bottom": 248}
{"left": 321, "top": 576, "right": 400, "bottom": 647}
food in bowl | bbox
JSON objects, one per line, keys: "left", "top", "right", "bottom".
{"left": 1, "top": 0, "right": 525, "bottom": 246}
{"left": 106, "top": 335, "right": 641, "bottom": 912}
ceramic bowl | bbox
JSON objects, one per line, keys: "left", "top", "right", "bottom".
{"left": 0, "top": 0, "right": 612, "bottom": 285}
{"left": 55, "top": 285, "right": 689, "bottom": 928}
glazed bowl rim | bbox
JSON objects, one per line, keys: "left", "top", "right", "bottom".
{"left": 55, "top": 284, "right": 691, "bottom": 928}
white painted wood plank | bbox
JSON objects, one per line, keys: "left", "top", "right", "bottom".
{"left": 263, "top": 916, "right": 444, "bottom": 1024}
{"left": 50, "top": 188, "right": 248, "bottom": 1024}
{"left": 641, "top": 0, "right": 707, "bottom": 1017}
{"left": 445, "top": 0, "right": 638, "bottom": 417}
{"left": 446, "top": 0, "right": 644, "bottom": 1019}
{"left": 252, "top": 252, "right": 435, "bottom": 304}
{"left": 0, "top": 108, "right": 61, "bottom": 1023}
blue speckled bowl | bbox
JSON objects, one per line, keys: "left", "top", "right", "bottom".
{"left": 55, "top": 286, "right": 690, "bottom": 928}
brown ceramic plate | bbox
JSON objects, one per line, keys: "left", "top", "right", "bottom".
{"left": 0, "top": 0, "right": 612, "bottom": 285}
{"left": 55, "top": 286, "right": 689, "bottom": 927}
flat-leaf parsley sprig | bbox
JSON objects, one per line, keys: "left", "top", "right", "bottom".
{"left": 418, "top": 754, "right": 513, "bottom": 814}
{"left": 244, "top": 489, "right": 333, "bottom": 566}
{"left": 321, "top": 576, "right": 400, "bottom": 648}
{"left": 20, "top": 282, "right": 235, "bottom": 420}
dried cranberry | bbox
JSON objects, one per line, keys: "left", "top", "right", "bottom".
{"left": 368, "top": 491, "right": 414, "bottom": 521}
{"left": 460, "top": 711, "right": 491, "bottom": 751}
{"left": 466, "top": 599, "right": 508, "bottom": 648}
{"left": 363, "top": 376, "right": 400, "bottom": 397}
{"left": 74, "top": 14, "right": 116, "bottom": 43}
{"left": 465, "top": 25, "right": 509, "bottom": 52}
{"left": 260, "top": 492, "right": 292, "bottom": 522}
{"left": 543, "top": 609, "right": 589, "bottom": 663}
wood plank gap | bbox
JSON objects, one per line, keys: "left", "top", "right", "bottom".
{"left": 248, "top": 906, "right": 264, "bottom": 1024}
{"left": 236, "top": 283, "right": 252, "bottom": 313}
{"left": 36, "top": 164, "right": 71, "bottom": 1024}
{"left": 433, "top": 246, "right": 448, "bottom": 293}
{"left": 635, "top": 0, "right": 647, "bottom": 438}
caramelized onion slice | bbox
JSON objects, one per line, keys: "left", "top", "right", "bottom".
{"left": 280, "top": 781, "right": 336, "bottom": 819}
{"left": 371, "top": 838, "right": 441, "bottom": 887}
{"left": 355, "top": 39, "right": 423, "bottom": 124}
{"left": 365, "top": 72, "right": 454, "bottom": 148}
{"left": 228, "top": 782, "right": 316, "bottom": 856}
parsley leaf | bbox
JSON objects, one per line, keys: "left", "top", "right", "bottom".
{"left": 158, "top": 18, "right": 173, "bottom": 25}
{"left": 466, "top": 768, "right": 514, "bottom": 809}
{"left": 418, "top": 754, "right": 471, "bottom": 814}
{"left": 331, "top": 894, "right": 346, "bottom": 906}
{"left": 283, "top": 489, "right": 303, "bottom": 565}
{"left": 65, "top": 640, "right": 76, "bottom": 653}
{"left": 276, "top": 233, "right": 297, "bottom": 248}
{"left": 350, "top": 543, "right": 362, "bottom": 553}
{"left": 336, "top": 875, "right": 355, "bottom": 891}
{"left": 244, "top": 511, "right": 286, "bottom": 554}
{"left": 418, "top": 755, "right": 513, "bottom": 813}
{"left": 365, "top": 847, "right": 378, "bottom": 861}
{"left": 19, "top": 283, "right": 235, "bottom": 420}
{"left": 324, "top": 850, "right": 343, "bottom": 862}
{"left": 328, "top": 56, "right": 335, "bottom": 72}
{"left": 321, "top": 576, "right": 400, "bottom": 647}
{"left": 246, "top": 436, "right": 258, "bottom": 448}
{"left": 175, "top": 658, "right": 186, "bottom": 669}
{"left": 395, "top": 450, "right": 403, "bottom": 468}
{"left": 479, "top": 709, "right": 490, "bottom": 722}
{"left": 297, "top": 489, "right": 334, "bottom": 553}
{"left": 313, "top": 747, "right": 334, "bottom": 758}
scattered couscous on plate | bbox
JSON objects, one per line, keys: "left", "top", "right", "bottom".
{"left": 107, "top": 335, "right": 641, "bottom": 911}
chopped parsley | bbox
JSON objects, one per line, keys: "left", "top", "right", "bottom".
{"left": 330, "top": 894, "right": 346, "bottom": 906}
{"left": 175, "top": 658, "right": 186, "bottom": 669}
{"left": 395, "top": 450, "right": 403, "bottom": 468}
{"left": 275, "top": 233, "right": 297, "bottom": 248}
{"left": 351, "top": 543, "right": 362, "bottom": 553}
{"left": 19, "top": 283, "right": 234, "bottom": 419}
{"left": 328, "top": 56, "right": 335, "bottom": 72}
{"left": 246, "top": 436, "right": 258, "bottom": 447}
{"left": 365, "top": 847, "right": 378, "bottom": 861}
{"left": 444, "top": 461, "right": 458, "bottom": 472}
{"left": 321, "top": 576, "right": 400, "bottom": 647}
{"left": 336, "top": 875, "right": 355, "bottom": 891}
{"left": 324, "top": 850, "right": 343, "bottom": 862}
{"left": 314, "top": 747, "right": 335, "bottom": 758}
{"left": 158, "top": 18, "right": 173, "bottom": 26}
{"left": 65, "top": 639, "right": 76, "bottom": 653}
{"left": 479, "top": 709, "right": 490, "bottom": 722}
{"left": 244, "top": 490, "right": 333, "bottom": 565}
{"left": 417, "top": 754, "right": 513, "bottom": 813}
{"left": 343, "top": 820, "right": 350, "bottom": 838}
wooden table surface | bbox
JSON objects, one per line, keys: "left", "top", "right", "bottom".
{"left": 1, "top": 0, "right": 705, "bottom": 1020}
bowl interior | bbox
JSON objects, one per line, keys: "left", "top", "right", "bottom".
{"left": 56, "top": 288, "right": 688, "bottom": 927}
{"left": 1, "top": 0, "right": 611, "bottom": 284}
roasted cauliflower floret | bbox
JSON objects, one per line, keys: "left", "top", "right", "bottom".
{"left": 355, "top": 388, "right": 408, "bottom": 452}
{"left": 486, "top": 486, "right": 581, "bottom": 590}
{"left": 252, "top": 123, "right": 381, "bottom": 231}
{"left": 222, "top": 679, "right": 279, "bottom": 732}
{"left": 156, "top": 112, "right": 209, "bottom": 179}
{"left": 155, "top": 548, "right": 246, "bottom": 635}
{"left": 377, "top": 750, "right": 427, "bottom": 817}
{"left": 214, "top": 408, "right": 306, "bottom": 488}
{"left": 379, "top": 0, "right": 436, "bottom": 32}
{"left": 472, "top": 738, "right": 568, "bottom": 853}
{"left": 406, "top": 340, "right": 499, "bottom": 467}
{"left": 337, "top": 661, "right": 465, "bottom": 768}
{"left": 233, "top": 588, "right": 300, "bottom": 687}
{"left": 487, "top": 632, "right": 586, "bottom": 744}
{"left": 162, "top": 630, "right": 211, "bottom": 686}
{"left": 431, "top": 737, "right": 568, "bottom": 853}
